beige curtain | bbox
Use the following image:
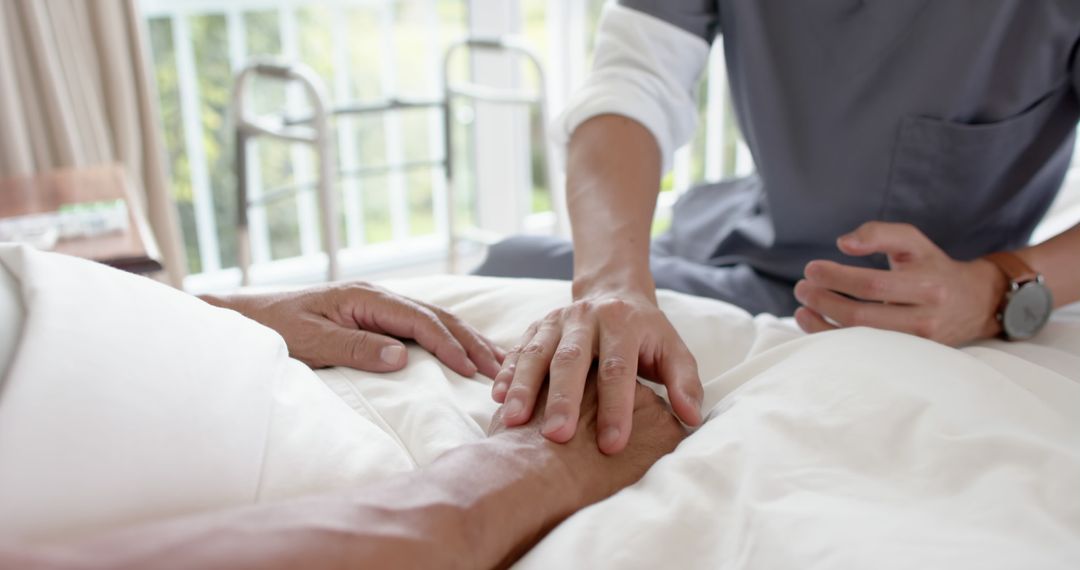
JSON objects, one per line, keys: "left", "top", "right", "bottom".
{"left": 0, "top": 0, "right": 186, "bottom": 286}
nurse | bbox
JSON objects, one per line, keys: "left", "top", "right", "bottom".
{"left": 479, "top": 1, "right": 1080, "bottom": 454}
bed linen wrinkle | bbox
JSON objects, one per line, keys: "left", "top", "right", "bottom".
{"left": 318, "top": 367, "right": 421, "bottom": 469}
{"left": 251, "top": 343, "right": 290, "bottom": 502}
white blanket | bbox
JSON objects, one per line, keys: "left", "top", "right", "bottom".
{"left": 1, "top": 245, "right": 1078, "bottom": 568}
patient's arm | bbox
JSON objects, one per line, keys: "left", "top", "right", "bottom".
{"left": 4, "top": 377, "right": 684, "bottom": 570}
{"left": 200, "top": 282, "right": 504, "bottom": 379}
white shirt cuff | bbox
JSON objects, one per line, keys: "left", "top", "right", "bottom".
{"left": 550, "top": 3, "right": 711, "bottom": 175}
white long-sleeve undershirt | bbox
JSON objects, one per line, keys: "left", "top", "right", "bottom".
{"left": 551, "top": 3, "right": 712, "bottom": 174}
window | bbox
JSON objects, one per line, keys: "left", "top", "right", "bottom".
{"left": 144, "top": 0, "right": 469, "bottom": 285}
{"left": 141, "top": 0, "right": 747, "bottom": 289}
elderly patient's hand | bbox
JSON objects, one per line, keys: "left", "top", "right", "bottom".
{"left": 201, "top": 283, "right": 503, "bottom": 378}
{"left": 489, "top": 371, "right": 687, "bottom": 503}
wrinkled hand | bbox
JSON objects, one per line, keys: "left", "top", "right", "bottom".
{"left": 795, "top": 222, "right": 1007, "bottom": 346}
{"left": 489, "top": 370, "right": 687, "bottom": 503}
{"left": 490, "top": 292, "right": 703, "bottom": 456}
{"left": 203, "top": 283, "right": 504, "bottom": 378}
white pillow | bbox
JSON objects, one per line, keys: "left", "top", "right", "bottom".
{"left": 0, "top": 257, "right": 23, "bottom": 386}
{"left": 0, "top": 246, "right": 412, "bottom": 542}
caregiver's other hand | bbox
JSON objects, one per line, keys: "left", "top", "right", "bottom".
{"left": 491, "top": 291, "right": 703, "bottom": 456}
{"left": 794, "top": 221, "right": 1007, "bottom": 346}
{"left": 201, "top": 283, "right": 504, "bottom": 378}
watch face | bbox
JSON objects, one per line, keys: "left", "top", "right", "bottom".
{"left": 1002, "top": 281, "right": 1054, "bottom": 340}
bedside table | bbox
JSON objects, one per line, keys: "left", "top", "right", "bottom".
{"left": 0, "top": 165, "right": 164, "bottom": 275}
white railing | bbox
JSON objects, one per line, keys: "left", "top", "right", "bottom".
{"left": 143, "top": 0, "right": 463, "bottom": 290}
{"left": 140, "top": 0, "right": 749, "bottom": 291}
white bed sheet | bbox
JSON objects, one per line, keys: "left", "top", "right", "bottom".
{"left": 1, "top": 245, "right": 1078, "bottom": 568}
{"left": 355, "top": 276, "right": 1080, "bottom": 570}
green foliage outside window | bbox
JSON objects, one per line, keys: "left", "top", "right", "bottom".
{"left": 147, "top": 0, "right": 698, "bottom": 274}
{"left": 147, "top": 1, "right": 470, "bottom": 274}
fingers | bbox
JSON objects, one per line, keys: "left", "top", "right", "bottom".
{"left": 804, "top": 260, "right": 943, "bottom": 305}
{"left": 838, "top": 222, "right": 935, "bottom": 262}
{"left": 542, "top": 319, "right": 597, "bottom": 443}
{"left": 310, "top": 283, "right": 505, "bottom": 378}
{"left": 418, "top": 301, "right": 502, "bottom": 379}
{"left": 794, "top": 306, "right": 837, "bottom": 334}
{"left": 316, "top": 326, "right": 409, "bottom": 372}
{"left": 795, "top": 280, "right": 925, "bottom": 334}
{"left": 491, "top": 322, "right": 538, "bottom": 403}
{"left": 489, "top": 342, "right": 507, "bottom": 364}
{"left": 367, "top": 295, "right": 477, "bottom": 378}
{"left": 494, "top": 297, "right": 702, "bottom": 454}
{"left": 595, "top": 326, "right": 641, "bottom": 455}
{"left": 654, "top": 340, "right": 703, "bottom": 427}
{"left": 501, "top": 319, "right": 562, "bottom": 427}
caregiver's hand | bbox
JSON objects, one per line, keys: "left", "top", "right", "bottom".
{"left": 201, "top": 283, "right": 503, "bottom": 378}
{"left": 491, "top": 290, "right": 703, "bottom": 456}
{"left": 794, "top": 221, "right": 1007, "bottom": 346}
{"left": 489, "top": 371, "right": 687, "bottom": 504}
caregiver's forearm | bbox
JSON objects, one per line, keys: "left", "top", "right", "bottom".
{"left": 4, "top": 437, "right": 583, "bottom": 570}
{"left": 1017, "top": 222, "right": 1080, "bottom": 307}
{"left": 567, "top": 115, "right": 663, "bottom": 301}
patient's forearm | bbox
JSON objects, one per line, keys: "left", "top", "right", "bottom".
{"left": 1018, "top": 222, "right": 1080, "bottom": 307}
{"left": 7, "top": 437, "right": 581, "bottom": 570}
{"left": 567, "top": 115, "right": 663, "bottom": 301}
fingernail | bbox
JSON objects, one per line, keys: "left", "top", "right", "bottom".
{"left": 684, "top": 390, "right": 704, "bottom": 424}
{"left": 491, "top": 382, "right": 508, "bottom": 402}
{"left": 599, "top": 427, "right": 621, "bottom": 450}
{"left": 840, "top": 235, "right": 860, "bottom": 247}
{"left": 503, "top": 398, "right": 523, "bottom": 421}
{"left": 462, "top": 360, "right": 478, "bottom": 377}
{"left": 683, "top": 388, "right": 702, "bottom": 410}
{"left": 494, "top": 368, "right": 513, "bottom": 383}
{"left": 794, "top": 282, "right": 807, "bottom": 303}
{"left": 380, "top": 345, "right": 405, "bottom": 366}
{"left": 542, "top": 414, "right": 567, "bottom": 436}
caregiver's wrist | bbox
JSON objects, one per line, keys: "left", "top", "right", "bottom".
{"left": 572, "top": 267, "right": 657, "bottom": 304}
{"left": 1014, "top": 242, "right": 1074, "bottom": 309}
{"left": 966, "top": 257, "right": 1008, "bottom": 340}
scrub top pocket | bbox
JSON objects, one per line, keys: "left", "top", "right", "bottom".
{"left": 882, "top": 85, "right": 1075, "bottom": 260}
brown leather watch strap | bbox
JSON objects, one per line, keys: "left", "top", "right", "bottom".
{"left": 984, "top": 251, "right": 1038, "bottom": 285}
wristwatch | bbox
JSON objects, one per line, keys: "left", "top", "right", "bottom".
{"left": 983, "top": 252, "right": 1054, "bottom": 341}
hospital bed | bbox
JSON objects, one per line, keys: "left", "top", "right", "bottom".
{"left": 2, "top": 216, "right": 1079, "bottom": 568}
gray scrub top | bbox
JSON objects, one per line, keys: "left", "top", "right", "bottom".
{"left": 623, "top": 0, "right": 1080, "bottom": 282}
